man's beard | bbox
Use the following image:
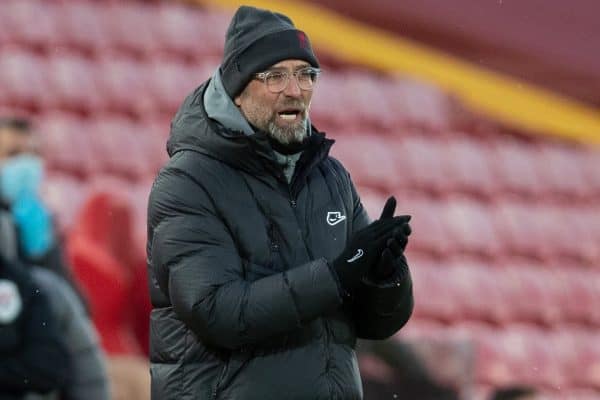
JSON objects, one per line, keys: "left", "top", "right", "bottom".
{"left": 267, "top": 116, "right": 308, "bottom": 145}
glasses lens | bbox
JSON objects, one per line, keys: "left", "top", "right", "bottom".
{"left": 266, "top": 72, "right": 287, "bottom": 92}
{"left": 297, "top": 69, "right": 319, "bottom": 90}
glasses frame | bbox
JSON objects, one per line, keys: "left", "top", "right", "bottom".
{"left": 253, "top": 67, "right": 321, "bottom": 93}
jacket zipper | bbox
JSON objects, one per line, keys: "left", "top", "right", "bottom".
{"left": 286, "top": 183, "right": 334, "bottom": 396}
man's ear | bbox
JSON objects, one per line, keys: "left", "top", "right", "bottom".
{"left": 234, "top": 95, "right": 242, "bottom": 106}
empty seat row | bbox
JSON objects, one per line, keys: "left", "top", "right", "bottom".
{"left": 0, "top": 0, "right": 229, "bottom": 60}
{"left": 400, "top": 322, "right": 600, "bottom": 390}
{"left": 359, "top": 190, "right": 600, "bottom": 265}
{"left": 410, "top": 259, "right": 600, "bottom": 326}
{"left": 0, "top": 48, "right": 219, "bottom": 116}
{"left": 335, "top": 134, "right": 600, "bottom": 202}
{"left": 0, "top": 46, "right": 454, "bottom": 131}
{"left": 311, "top": 72, "right": 454, "bottom": 132}
{"left": 38, "top": 114, "right": 169, "bottom": 181}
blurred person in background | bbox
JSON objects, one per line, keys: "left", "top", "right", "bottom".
{"left": 0, "top": 117, "right": 83, "bottom": 304}
{"left": 0, "top": 117, "right": 111, "bottom": 399}
{"left": 148, "top": 5, "right": 413, "bottom": 400}
{"left": 0, "top": 254, "right": 71, "bottom": 399}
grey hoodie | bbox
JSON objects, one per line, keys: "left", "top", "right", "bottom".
{"left": 203, "top": 70, "right": 304, "bottom": 183}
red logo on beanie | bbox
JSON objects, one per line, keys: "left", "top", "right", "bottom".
{"left": 297, "top": 31, "right": 308, "bottom": 49}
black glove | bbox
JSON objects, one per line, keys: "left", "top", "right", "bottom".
{"left": 372, "top": 198, "right": 412, "bottom": 280}
{"left": 331, "top": 197, "right": 408, "bottom": 294}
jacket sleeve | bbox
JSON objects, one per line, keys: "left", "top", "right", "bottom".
{"left": 149, "top": 169, "right": 343, "bottom": 350}
{"left": 352, "top": 254, "right": 414, "bottom": 340}
{"left": 0, "top": 267, "right": 72, "bottom": 393}
{"left": 343, "top": 171, "right": 414, "bottom": 339}
{"left": 32, "top": 268, "right": 111, "bottom": 400}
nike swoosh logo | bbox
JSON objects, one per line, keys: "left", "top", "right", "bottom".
{"left": 327, "top": 212, "right": 347, "bottom": 226}
{"left": 347, "top": 249, "right": 364, "bottom": 263}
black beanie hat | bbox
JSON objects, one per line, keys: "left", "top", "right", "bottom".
{"left": 220, "top": 6, "right": 320, "bottom": 98}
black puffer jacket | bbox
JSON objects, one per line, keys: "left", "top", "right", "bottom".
{"left": 147, "top": 81, "right": 413, "bottom": 400}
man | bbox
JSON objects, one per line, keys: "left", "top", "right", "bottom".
{"left": 147, "top": 6, "right": 414, "bottom": 400}
{"left": 0, "top": 254, "right": 71, "bottom": 399}
{"left": 0, "top": 117, "right": 110, "bottom": 400}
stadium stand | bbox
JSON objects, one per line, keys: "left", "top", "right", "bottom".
{"left": 1, "top": 1, "right": 599, "bottom": 399}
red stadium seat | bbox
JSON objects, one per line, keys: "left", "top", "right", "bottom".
{"left": 410, "top": 258, "right": 462, "bottom": 321}
{"left": 535, "top": 143, "right": 590, "bottom": 202}
{"left": 443, "top": 138, "right": 496, "bottom": 197}
{"left": 86, "top": 118, "right": 151, "bottom": 180}
{"left": 399, "top": 195, "right": 452, "bottom": 257}
{"left": 580, "top": 147, "right": 600, "bottom": 200}
{"left": 385, "top": 79, "right": 452, "bottom": 132}
{"left": 343, "top": 72, "right": 398, "bottom": 131}
{"left": 395, "top": 136, "right": 452, "bottom": 195}
{"left": 38, "top": 113, "right": 100, "bottom": 177}
{"left": 0, "top": 48, "right": 52, "bottom": 110}
{"left": 331, "top": 133, "right": 401, "bottom": 192}
{"left": 154, "top": 3, "right": 224, "bottom": 60}
{"left": 46, "top": 53, "right": 104, "bottom": 113}
{"left": 493, "top": 199, "right": 552, "bottom": 261}
{"left": 147, "top": 58, "right": 215, "bottom": 115}
{"left": 0, "top": 0, "right": 60, "bottom": 50}
{"left": 490, "top": 138, "right": 544, "bottom": 199}
{"left": 104, "top": 2, "right": 160, "bottom": 57}
{"left": 308, "top": 73, "right": 351, "bottom": 131}
{"left": 440, "top": 197, "right": 502, "bottom": 258}
{"left": 95, "top": 54, "right": 155, "bottom": 117}
{"left": 54, "top": 1, "right": 111, "bottom": 54}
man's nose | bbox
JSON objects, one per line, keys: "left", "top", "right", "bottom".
{"left": 282, "top": 76, "right": 303, "bottom": 97}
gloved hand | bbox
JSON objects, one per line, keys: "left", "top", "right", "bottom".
{"left": 371, "top": 196, "right": 412, "bottom": 280}
{"left": 331, "top": 197, "right": 408, "bottom": 294}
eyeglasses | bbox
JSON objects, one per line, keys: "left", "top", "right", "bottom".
{"left": 253, "top": 67, "right": 321, "bottom": 93}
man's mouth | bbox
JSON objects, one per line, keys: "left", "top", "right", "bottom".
{"left": 277, "top": 108, "right": 303, "bottom": 121}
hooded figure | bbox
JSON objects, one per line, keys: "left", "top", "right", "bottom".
{"left": 147, "top": 6, "right": 414, "bottom": 400}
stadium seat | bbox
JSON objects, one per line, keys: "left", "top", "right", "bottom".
{"left": 443, "top": 138, "right": 497, "bottom": 197}
{"left": 385, "top": 78, "right": 452, "bottom": 132}
{"left": 0, "top": 0, "right": 60, "bottom": 50}
{"left": 410, "top": 258, "right": 462, "bottom": 321}
{"left": 535, "top": 143, "right": 590, "bottom": 202}
{"left": 309, "top": 73, "right": 353, "bottom": 131}
{"left": 490, "top": 138, "right": 544, "bottom": 199}
{"left": 580, "top": 147, "right": 600, "bottom": 200}
{"left": 399, "top": 195, "right": 452, "bottom": 257}
{"left": 343, "top": 72, "right": 398, "bottom": 131}
{"left": 395, "top": 135, "right": 452, "bottom": 195}
{"left": 440, "top": 197, "right": 502, "bottom": 258}
{"left": 154, "top": 2, "right": 225, "bottom": 60}
{"left": 46, "top": 53, "right": 104, "bottom": 114}
{"left": 86, "top": 118, "right": 151, "bottom": 180}
{"left": 147, "top": 58, "right": 216, "bottom": 115}
{"left": 38, "top": 113, "right": 100, "bottom": 177}
{"left": 570, "top": 206, "right": 600, "bottom": 266}
{"left": 0, "top": 48, "right": 52, "bottom": 110}
{"left": 95, "top": 54, "right": 155, "bottom": 117}
{"left": 104, "top": 2, "right": 160, "bottom": 57}
{"left": 331, "top": 133, "right": 401, "bottom": 191}
{"left": 54, "top": 1, "right": 111, "bottom": 54}
{"left": 493, "top": 199, "right": 552, "bottom": 261}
